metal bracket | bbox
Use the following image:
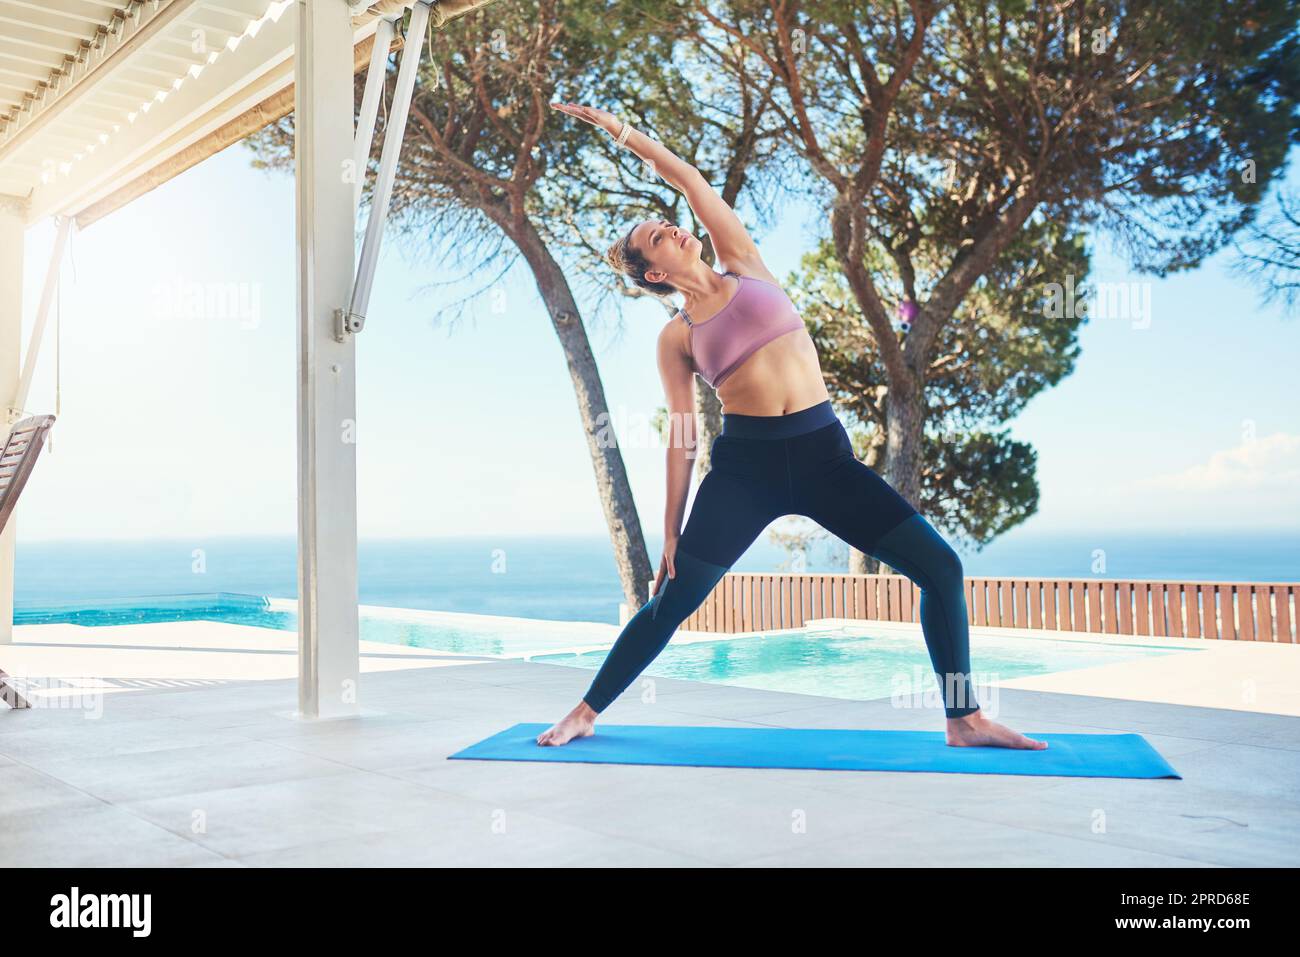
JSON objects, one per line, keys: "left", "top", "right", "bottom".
{"left": 335, "top": 308, "right": 365, "bottom": 341}
{"left": 353, "top": 15, "right": 398, "bottom": 213}
{"left": 343, "top": 1, "right": 434, "bottom": 332}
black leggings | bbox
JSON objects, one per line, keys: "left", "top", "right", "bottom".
{"left": 582, "top": 400, "right": 980, "bottom": 719}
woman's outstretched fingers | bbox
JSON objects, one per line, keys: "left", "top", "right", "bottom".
{"left": 551, "top": 102, "right": 589, "bottom": 120}
{"left": 549, "top": 102, "right": 617, "bottom": 135}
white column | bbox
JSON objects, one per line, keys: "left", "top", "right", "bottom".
{"left": 294, "top": 0, "right": 359, "bottom": 718}
{"left": 0, "top": 196, "right": 25, "bottom": 645}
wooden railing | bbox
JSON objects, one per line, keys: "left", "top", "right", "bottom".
{"left": 678, "top": 574, "right": 1300, "bottom": 643}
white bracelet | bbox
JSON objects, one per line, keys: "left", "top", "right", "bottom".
{"left": 614, "top": 120, "right": 634, "bottom": 148}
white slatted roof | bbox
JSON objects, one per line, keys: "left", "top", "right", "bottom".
{"left": 0, "top": 0, "right": 394, "bottom": 224}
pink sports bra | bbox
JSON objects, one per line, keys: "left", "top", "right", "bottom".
{"left": 678, "top": 271, "right": 805, "bottom": 388}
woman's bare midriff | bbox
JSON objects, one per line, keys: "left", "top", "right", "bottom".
{"left": 712, "top": 327, "right": 830, "bottom": 416}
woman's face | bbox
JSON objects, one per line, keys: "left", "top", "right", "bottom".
{"left": 630, "top": 218, "right": 700, "bottom": 285}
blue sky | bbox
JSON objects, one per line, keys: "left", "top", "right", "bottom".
{"left": 14, "top": 141, "right": 1300, "bottom": 541}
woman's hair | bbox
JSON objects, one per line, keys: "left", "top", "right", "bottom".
{"left": 605, "top": 222, "right": 677, "bottom": 297}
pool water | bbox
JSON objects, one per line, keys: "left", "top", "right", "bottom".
{"left": 14, "top": 593, "right": 292, "bottom": 629}
{"left": 535, "top": 625, "right": 1192, "bottom": 704}
{"left": 14, "top": 593, "right": 618, "bottom": 658}
{"left": 16, "top": 594, "right": 1192, "bottom": 700}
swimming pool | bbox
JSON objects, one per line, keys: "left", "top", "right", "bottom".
{"left": 15, "top": 593, "right": 293, "bottom": 629}
{"left": 14, "top": 592, "right": 619, "bottom": 658}
{"left": 16, "top": 593, "right": 1192, "bottom": 700}
{"left": 534, "top": 624, "right": 1193, "bottom": 704}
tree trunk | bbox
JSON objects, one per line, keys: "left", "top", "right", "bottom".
{"left": 883, "top": 374, "right": 925, "bottom": 510}
{"left": 513, "top": 220, "right": 654, "bottom": 610}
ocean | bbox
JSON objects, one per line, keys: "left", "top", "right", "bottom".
{"left": 13, "top": 529, "right": 1299, "bottom": 625}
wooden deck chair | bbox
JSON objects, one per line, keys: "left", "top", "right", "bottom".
{"left": 0, "top": 414, "right": 55, "bottom": 709}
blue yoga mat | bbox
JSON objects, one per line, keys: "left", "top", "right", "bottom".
{"left": 449, "top": 723, "right": 1181, "bottom": 779}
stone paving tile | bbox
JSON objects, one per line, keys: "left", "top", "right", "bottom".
{"left": 1, "top": 659, "right": 1295, "bottom": 867}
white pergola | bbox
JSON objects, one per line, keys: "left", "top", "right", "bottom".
{"left": 0, "top": 0, "right": 498, "bottom": 718}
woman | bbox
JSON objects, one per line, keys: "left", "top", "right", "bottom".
{"left": 539, "top": 102, "right": 1046, "bottom": 753}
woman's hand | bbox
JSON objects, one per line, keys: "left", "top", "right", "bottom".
{"left": 651, "top": 535, "right": 679, "bottom": 598}
{"left": 550, "top": 102, "right": 621, "bottom": 138}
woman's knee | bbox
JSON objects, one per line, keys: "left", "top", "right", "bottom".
{"left": 881, "top": 515, "right": 964, "bottom": 587}
{"left": 928, "top": 537, "right": 964, "bottom": 590}
{"left": 903, "top": 519, "right": 963, "bottom": 589}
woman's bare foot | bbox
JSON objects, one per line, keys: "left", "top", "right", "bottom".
{"left": 536, "top": 701, "right": 597, "bottom": 746}
{"left": 945, "top": 709, "right": 1048, "bottom": 750}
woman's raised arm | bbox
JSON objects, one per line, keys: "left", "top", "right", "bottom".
{"left": 550, "top": 102, "right": 763, "bottom": 269}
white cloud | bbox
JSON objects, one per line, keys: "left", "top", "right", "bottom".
{"left": 1136, "top": 432, "right": 1300, "bottom": 493}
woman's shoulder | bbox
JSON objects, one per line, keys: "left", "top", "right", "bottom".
{"left": 658, "top": 311, "right": 692, "bottom": 349}
{"left": 656, "top": 314, "right": 697, "bottom": 378}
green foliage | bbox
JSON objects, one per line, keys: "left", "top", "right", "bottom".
{"left": 759, "top": 0, "right": 1298, "bottom": 547}
{"left": 244, "top": 1, "right": 669, "bottom": 299}
{"left": 896, "top": 0, "right": 1300, "bottom": 275}
{"left": 240, "top": 0, "right": 1300, "bottom": 558}
{"left": 791, "top": 225, "right": 1074, "bottom": 548}
{"left": 923, "top": 429, "right": 1040, "bottom": 551}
